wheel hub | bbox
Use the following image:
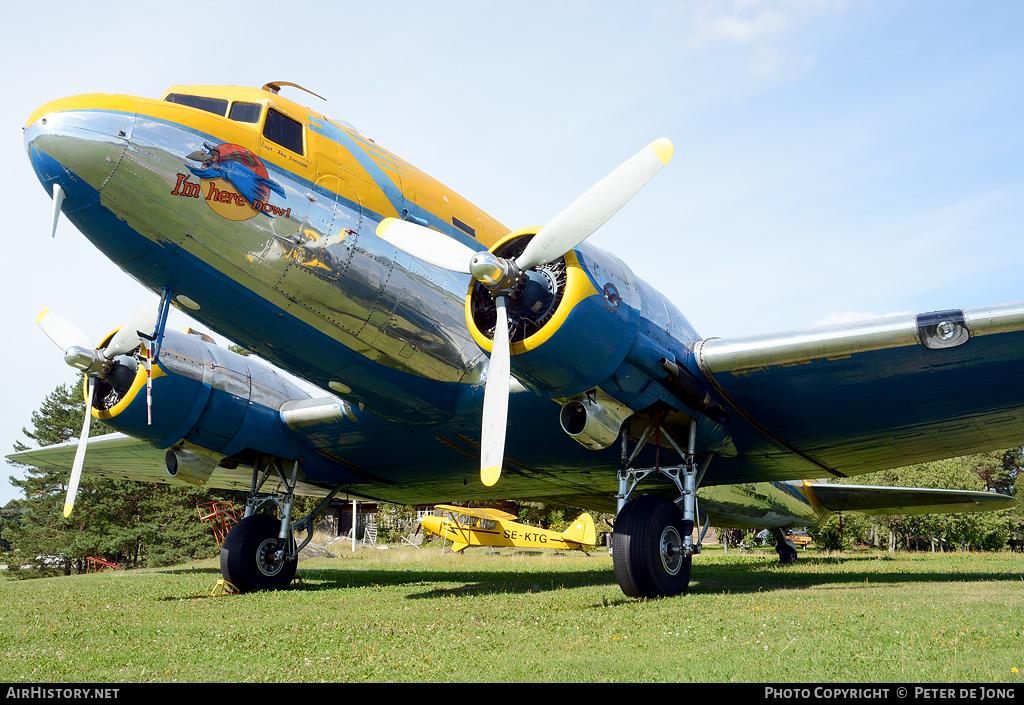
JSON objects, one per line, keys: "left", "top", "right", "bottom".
{"left": 659, "top": 525, "right": 684, "bottom": 575}
{"left": 255, "top": 537, "right": 286, "bottom": 577}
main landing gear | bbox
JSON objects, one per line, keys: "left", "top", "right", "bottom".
{"left": 219, "top": 455, "right": 345, "bottom": 593}
{"left": 612, "top": 417, "right": 712, "bottom": 598}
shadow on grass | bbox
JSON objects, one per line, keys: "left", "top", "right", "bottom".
{"left": 288, "top": 552, "right": 1023, "bottom": 600}
{"left": 689, "top": 554, "right": 1024, "bottom": 596}
{"left": 296, "top": 566, "right": 620, "bottom": 598}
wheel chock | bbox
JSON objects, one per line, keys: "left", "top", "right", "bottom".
{"left": 210, "top": 579, "right": 240, "bottom": 596}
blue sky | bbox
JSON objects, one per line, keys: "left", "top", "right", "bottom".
{"left": 2, "top": 0, "right": 1022, "bottom": 504}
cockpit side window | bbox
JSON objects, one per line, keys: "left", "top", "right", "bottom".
{"left": 229, "top": 102, "right": 262, "bottom": 124}
{"left": 264, "top": 108, "right": 304, "bottom": 155}
{"left": 165, "top": 94, "right": 228, "bottom": 117}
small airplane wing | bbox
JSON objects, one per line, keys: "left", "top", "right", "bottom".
{"left": 806, "top": 483, "right": 1016, "bottom": 517}
{"left": 433, "top": 504, "right": 519, "bottom": 522}
{"left": 7, "top": 432, "right": 333, "bottom": 497}
{"left": 697, "top": 304, "right": 1024, "bottom": 482}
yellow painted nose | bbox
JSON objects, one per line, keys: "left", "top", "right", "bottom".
{"left": 421, "top": 515, "right": 444, "bottom": 536}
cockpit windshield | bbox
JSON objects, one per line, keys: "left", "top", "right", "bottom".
{"left": 164, "top": 94, "right": 265, "bottom": 126}
{"left": 165, "top": 93, "right": 228, "bottom": 116}
{"left": 229, "top": 102, "right": 262, "bottom": 123}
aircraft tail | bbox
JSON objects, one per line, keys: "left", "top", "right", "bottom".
{"left": 561, "top": 513, "right": 596, "bottom": 547}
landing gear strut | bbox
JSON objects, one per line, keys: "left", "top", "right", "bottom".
{"left": 219, "top": 455, "right": 345, "bottom": 592}
{"left": 612, "top": 417, "right": 713, "bottom": 598}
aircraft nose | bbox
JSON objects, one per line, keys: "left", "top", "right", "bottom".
{"left": 421, "top": 515, "right": 442, "bottom": 536}
{"left": 24, "top": 95, "right": 137, "bottom": 212}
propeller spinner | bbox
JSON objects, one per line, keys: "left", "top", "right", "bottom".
{"left": 36, "top": 299, "right": 161, "bottom": 517}
{"left": 377, "top": 138, "right": 673, "bottom": 486}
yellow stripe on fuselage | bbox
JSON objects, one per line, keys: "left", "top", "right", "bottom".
{"left": 29, "top": 86, "right": 508, "bottom": 251}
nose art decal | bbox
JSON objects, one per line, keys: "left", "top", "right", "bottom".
{"left": 172, "top": 142, "right": 289, "bottom": 222}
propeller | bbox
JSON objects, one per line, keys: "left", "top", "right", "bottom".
{"left": 377, "top": 138, "right": 674, "bottom": 486}
{"left": 36, "top": 299, "right": 162, "bottom": 517}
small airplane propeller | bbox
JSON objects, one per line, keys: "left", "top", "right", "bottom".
{"left": 36, "top": 299, "right": 162, "bottom": 517}
{"left": 377, "top": 138, "right": 674, "bottom": 486}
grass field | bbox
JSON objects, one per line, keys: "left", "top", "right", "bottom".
{"left": 1, "top": 546, "right": 1021, "bottom": 683}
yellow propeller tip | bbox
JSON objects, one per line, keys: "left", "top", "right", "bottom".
{"left": 481, "top": 465, "right": 501, "bottom": 487}
{"left": 63, "top": 502, "right": 74, "bottom": 518}
{"left": 36, "top": 309, "right": 51, "bottom": 324}
{"left": 650, "top": 138, "right": 674, "bottom": 165}
{"left": 375, "top": 217, "right": 397, "bottom": 237}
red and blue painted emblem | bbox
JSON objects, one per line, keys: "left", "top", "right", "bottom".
{"left": 171, "top": 142, "right": 290, "bottom": 221}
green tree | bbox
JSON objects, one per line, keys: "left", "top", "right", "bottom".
{"left": 374, "top": 502, "right": 416, "bottom": 543}
{"left": 5, "top": 377, "right": 246, "bottom": 576}
{"left": 835, "top": 454, "right": 1016, "bottom": 553}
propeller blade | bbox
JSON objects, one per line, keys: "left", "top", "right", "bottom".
{"left": 480, "top": 295, "right": 511, "bottom": 487}
{"left": 515, "top": 138, "right": 674, "bottom": 270}
{"left": 375, "top": 217, "right": 474, "bottom": 274}
{"left": 51, "top": 184, "right": 65, "bottom": 238}
{"left": 102, "top": 297, "right": 161, "bottom": 359}
{"left": 64, "top": 378, "right": 95, "bottom": 518}
{"left": 37, "top": 309, "right": 94, "bottom": 352}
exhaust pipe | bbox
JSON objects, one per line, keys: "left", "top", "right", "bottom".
{"left": 559, "top": 391, "right": 633, "bottom": 450}
{"left": 165, "top": 444, "right": 223, "bottom": 486}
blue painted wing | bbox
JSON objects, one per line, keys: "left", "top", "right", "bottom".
{"left": 808, "top": 483, "right": 1016, "bottom": 516}
{"left": 696, "top": 303, "right": 1024, "bottom": 483}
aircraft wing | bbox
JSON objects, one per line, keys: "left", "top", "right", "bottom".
{"left": 7, "top": 433, "right": 333, "bottom": 497}
{"left": 696, "top": 303, "right": 1024, "bottom": 482}
{"left": 434, "top": 504, "right": 518, "bottom": 522}
{"left": 807, "top": 483, "right": 1016, "bottom": 517}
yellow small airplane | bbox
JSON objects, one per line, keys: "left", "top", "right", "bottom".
{"left": 421, "top": 504, "right": 596, "bottom": 554}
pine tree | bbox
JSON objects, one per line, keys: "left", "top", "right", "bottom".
{"left": 4, "top": 377, "right": 246, "bottom": 576}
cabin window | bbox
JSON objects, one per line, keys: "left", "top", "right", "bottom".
{"left": 452, "top": 216, "right": 476, "bottom": 238}
{"left": 229, "top": 102, "right": 262, "bottom": 124}
{"left": 164, "top": 94, "right": 228, "bottom": 117}
{"left": 264, "top": 108, "right": 304, "bottom": 155}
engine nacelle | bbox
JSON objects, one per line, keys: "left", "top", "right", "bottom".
{"left": 465, "top": 229, "right": 733, "bottom": 448}
{"left": 466, "top": 229, "right": 639, "bottom": 399}
{"left": 89, "top": 328, "right": 316, "bottom": 473}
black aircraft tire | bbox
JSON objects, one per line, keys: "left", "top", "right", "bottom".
{"left": 220, "top": 514, "right": 297, "bottom": 593}
{"left": 612, "top": 494, "right": 693, "bottom": 598}
{"left": 777, "top": 543, "right": 799, "bottom": 565}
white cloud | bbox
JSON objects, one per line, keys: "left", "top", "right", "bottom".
{"left": 679, "top": 0, "right": 844, "bottom": 80}
{"left": 706, "top": 8, "right": 791, "bottom": 44}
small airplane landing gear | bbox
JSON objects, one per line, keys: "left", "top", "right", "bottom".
{"left": 612, "top": 417, "right": 712, "bottom": 598}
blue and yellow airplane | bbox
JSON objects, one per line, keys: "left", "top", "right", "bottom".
{"left": 421, "top": 504, "right": 596, "bottom": 554}
{"left": 10, "top": 82, "right": 1018, "bottom": 597}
